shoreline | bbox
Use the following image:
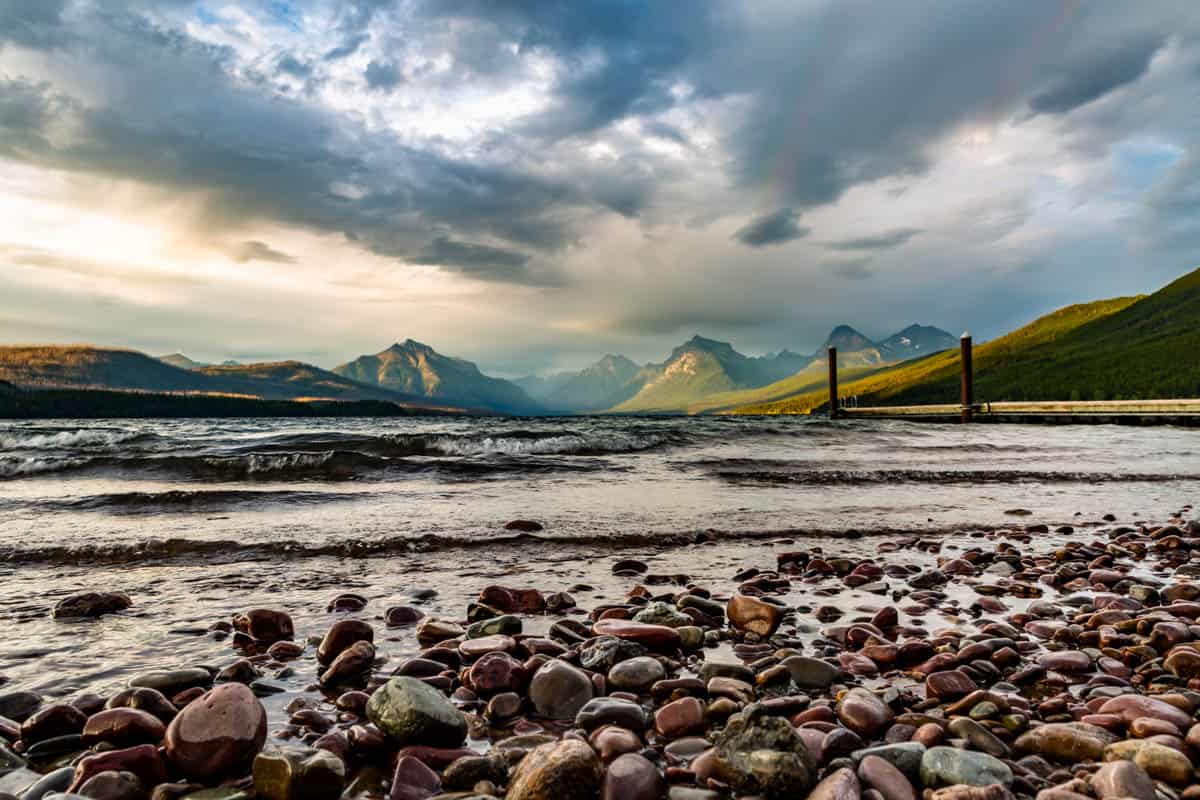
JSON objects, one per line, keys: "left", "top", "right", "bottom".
{"left": 1, "top": 511, "right": 1198, "bottom": 799}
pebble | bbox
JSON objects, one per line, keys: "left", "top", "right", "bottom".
{"left": 163, "top": 684, "right": 267, "bottom": 780}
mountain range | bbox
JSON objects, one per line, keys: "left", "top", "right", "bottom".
{"left": 3, "top": 265, "right": 1197, "bottom": 417}
{"left": 0, "top": 324, "right": 955, "bottom": 416}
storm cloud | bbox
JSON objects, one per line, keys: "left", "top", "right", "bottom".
{"left": 0, "top": 1, "right": 1198, "bottom": 371}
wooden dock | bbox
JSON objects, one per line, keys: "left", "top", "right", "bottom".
{"left": 827, "top": 337, "right": 1200, "bottom": 425}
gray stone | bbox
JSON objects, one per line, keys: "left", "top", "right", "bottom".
{"left": 528, "top": 660, "right": 594, "bottom": 721}
{"left": 607, "top": 657, "right": 666, "bottom": 693}
{"left": 366, "top": 678, "right": 466, "bottom": 748}
{"left": 781, "top": 656, "right": 841, "bottom": 690}
{"left": 851, "top": 743, "right": 925, "bottom": 780}
{"left": 920, "top": 747, "right": 1012, "bottom": 788}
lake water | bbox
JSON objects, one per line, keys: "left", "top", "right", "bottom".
{"left": 1, "top": 415, "right": 1197, "bottom": 705}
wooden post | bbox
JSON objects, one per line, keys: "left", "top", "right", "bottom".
{"left": 828, "top": 346, "right": 840, "bottom": 419}
{"left": 960, "top": 333, "right": 974, "bottom": 423}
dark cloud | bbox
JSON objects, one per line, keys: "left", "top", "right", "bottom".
{"left": 325, "top": 33, "right": 367, "bottom": 61}
{"left": 416, "top": 236, "right": 563, "bottom": 286}
{"left": 825, "top": 228, "right": 922, "bottom": 252}
{"left": 1029, "top": 35, "right": 1164, "bottom": 115}
{"left": 733, "top": 209, "right": 809, "bottom": 248}
{"left": 423, "top": 0, "right": 717, "bottom": 139}
{"left": 364, "top": 60, "right": 402, "bottom": 90}
{"left": 229, "top": 241, "right": 296, "bottom": 264}
{"left": 276, "top": 53, "right": 314, "bottom": 79}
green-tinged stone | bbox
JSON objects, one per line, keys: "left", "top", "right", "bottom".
{"left": 253, "top": 747, "right": 346, "bottom": 800}
{"left": 342, "top": 766, "right": 387, "bottom": 800}
{"left": 633, "top": 602, "right": 692, "bottom": 629}
{"left": 920, "top": 746, "right": 1012, "bottom": 788}
{"left": 366, "top": 677, "right": 466, "bottom": 748}
{"left": 466, "top": 615, "right": 522, "bottom": 639}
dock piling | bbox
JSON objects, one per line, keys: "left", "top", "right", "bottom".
{"left": 960, "top": 333, "right": 974, "bottom": 424}
{"left": 828, "top": 346, "right": 840, "bottom": 420}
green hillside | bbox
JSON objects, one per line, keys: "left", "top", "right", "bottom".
{"left": 733, "top": 292, "right": 1150, "bottom": 414}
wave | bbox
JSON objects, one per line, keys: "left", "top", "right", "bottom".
{"left": 53, "top": 489, "right": 357, "bottom": 513}
{"left": 709, "top": 467, "right": 1191, "bottom": 486}
{"left": 237, "top": 429, "right": 691, "bottom": 458}
{"left": 0, "top": 523, "right": 984, "bottom": 566}
{"left": 0, "top": 450, "right": 620, "bottom": 482}
{"left": 0, "top": 428, "right": 159, "bottom": 452}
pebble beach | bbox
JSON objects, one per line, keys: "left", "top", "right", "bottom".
{"left": 3, "top": 509, "right": 1200, "bottom": 800}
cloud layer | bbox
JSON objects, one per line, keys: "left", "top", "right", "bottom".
{"left": 1, "top": 1, "right": 1198, "bottom": 374}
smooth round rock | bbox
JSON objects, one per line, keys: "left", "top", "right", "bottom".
{"left": 529, "top": 660, "right": 594, "bottom": 721}
{"left": 365, "top": 677, "right": 466, "bottom": 748}
{"left": 163, "top": 683, "right": 267, "bottom": 780}
{"left": 506, "top": 739, "right": 603, "bottom": 800}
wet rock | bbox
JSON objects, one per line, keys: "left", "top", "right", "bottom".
{"left": 1038, "top": 651, "right": 1091, "bottom": 672}
{"left": 0, "top": 770, "right": 40, "bottom": 797}
{"left": 81, "top": 709, "right": 165, "bottom": 748}
{"left": 478, "top": 586, "right": 545, "bottom": 615}
{"left": 858, "top": 755, "right": 916, "bottom": 800}
{"left": 1097, "top": 695, "right": 1193, "bottom": 730}
{"left": 925, "top": 670, "right": 977, "bottom": 700}
{"left": 0, "top": 692, "right": 41, "bottom": 723}
{"left": 851, "top": 743, "right": 926, "bottom": 780}
{"left": 591, "top": 620, "right": 680, "bottom": 651}
{"left": 506, "top": 739, "right": 603, "bottom": 800}
{"left": 163, "top": 683, "right": 267, "bottom": 780}
{"left": 1102, "top": 739, "right": 1193, "bottom": 787}
{"left": 579, "top": 637, "right": 647, "bottom": 673}
{"left": 607, "top": 657, "right": 665, "bottom": 693}
{"left": 20, "top": 705, "right": 87, "bottom": 744}
{"left": 575, "top": 698, "right": 647, "bottom": 733}
{"left": 591, "top": 726, "right": 642, "bottom": 762}
{"left": 781, "top": 656, "right": 840, "bottom": 690}
{"left": 232, "top": 610, "right": 294, "bottom": 643}
{"left": 214, "top": 659, "right": 257, "bottom": 685}
{"left": 601, "top": 753, "right": 662, "bottom": 800}
{"left": 466, "top": 615, "right": 521, "bottom": 639}
{"left": 1090, "top": 760, "right": 1155, "bottom": 800}
{"left": 104, "top": 689, "right": 177, "bottom": 724}
{"left": 18, "top": 766, "right": 74, "bottom": 800}
{"left": 655, "top": 697, "right": 705, "bottom": 739}
{"left": 319, "top": 641, "right": 375, "bottom": 687}
{"left": 711, "top": 703, "right": 816, "bottom": 799}
{"left": 127, "top": 669, "right": 211, "bottom": 697}
{"left": 69, "top": 746, "right": 167, "bottom": 795}
{"left": 726, "top": 594, "right": 786, "bottom": 637}
{"left": 1014, "top": 722, "right": 1116, "bottom": 763}
{"left": 528, "top": 660, "right": 593, "bottom": 721}
{"left": 465, "top": 652, "right": 526, "bottom": 697}
{"left": 389, "top": 755, "right": 440, "bottom": 800}
{"left": 632, "top": 602, "right": 691, "bottom": 629}
{"left": 316, "top": 621, "right": 374, "bottom": 666}
{"left": 384, "top": 606, "right": 424, "bottom": 627}
{"left": 807, "top": 767, "right": 861, "bottom": 800}
{"left": 252, "top": 747, "right": 346, "bottom": 800}
{"left": 76, "top": 771, "right": 142, "bottom": 800}
{"left": 366, "top": 678, "right": 466, "bottom": 748}
{"left": 837, "top": 688, "right": 893, "bottom": 738}
{"left": 504, "top": 520, "right": 543, "bottom": 533}
{"left": 920, "top": 746, "right": 1012, "bottom": 788}
{"left": 441, "top": 753, "right": 507, "bottom": 791}
{"left": 52, "top": 593, "right": 132, "bottom": 620}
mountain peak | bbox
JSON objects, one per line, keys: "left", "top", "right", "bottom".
{"left": 389, "top": 339, "right": 434, "bottom": 354}
{"left": 820, "top": 325, "right": 873, "bottom": 353}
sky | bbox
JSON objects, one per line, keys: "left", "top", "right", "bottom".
{"left": 1, "top": 1, "right": 1198, "bottom": 376}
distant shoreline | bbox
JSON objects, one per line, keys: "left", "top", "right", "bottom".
{"left": 0, "top": 386, "right": 461, "bottom": 419}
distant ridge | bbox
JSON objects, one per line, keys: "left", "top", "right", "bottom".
{"left": 0, "top": 345, "right": 461, "bottom": 412}
{"left": 334, "top": 339, "right": 541, "bottom": 415}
